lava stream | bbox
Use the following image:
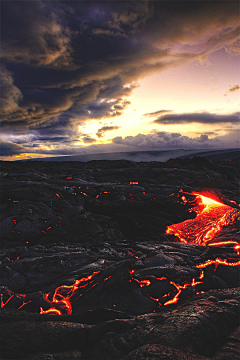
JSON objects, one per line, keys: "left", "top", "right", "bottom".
{"left": 166, "top": 192, "right": 239, "bottom": 245}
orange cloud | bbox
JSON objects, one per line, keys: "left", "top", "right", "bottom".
{"left": 229, "top": 85, "right": 240, "bottom": 92}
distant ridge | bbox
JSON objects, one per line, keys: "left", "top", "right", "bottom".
{"left": 18, "top": 148, "right": 239, "bottom": 163}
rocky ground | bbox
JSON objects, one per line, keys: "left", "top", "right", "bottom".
{"left": 0, "top": 154, "right": 239, "bottom": 359}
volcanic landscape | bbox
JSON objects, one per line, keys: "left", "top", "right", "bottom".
{"left": 0, "top": 153, "right": 240, "bottom": 360}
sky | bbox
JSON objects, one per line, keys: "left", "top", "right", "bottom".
{"left": 1, "top": 0, "right": 240, "bottom": 160}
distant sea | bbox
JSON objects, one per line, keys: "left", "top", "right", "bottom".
{"left": 20, "top": 148, "right": 239, "bottom": 162}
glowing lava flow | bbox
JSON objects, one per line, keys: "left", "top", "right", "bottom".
{"left": 166, "top": 193, "right": 239, "bottom": 246}
{"left": 156, "top": 191, "right": 240, "bottom": 307}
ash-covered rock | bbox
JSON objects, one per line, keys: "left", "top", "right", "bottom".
{"left": 0, "top": 155, "right": 239, "bottom": 359}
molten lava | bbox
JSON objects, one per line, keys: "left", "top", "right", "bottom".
{"left": 166, "top": 192, "right": 239, "bottom": 246}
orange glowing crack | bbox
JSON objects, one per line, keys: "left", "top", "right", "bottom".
{"left": 191, "top": 278, "right": 203, "bottom": 286}
{"left": 230, "top": 200, "right": 240, "bottom": 207}
{"left": 104, "top": 276, "right": 111, "bottom": 282}
{"left": 156, "top": 277, "right": 167, "bottom": 281}
{"left": 80, "top": 192, "right": 88, "bottom": 196}
{"left": 1, "top": 293, "right": 14, "bottom": 308}
{"left": 208, "top": 240, "right": 239, "bottom": 247}
{"left": 17, "top": 300, "right": 32, "bottom": 310}
{"left": 234, "top": 245, "right": 240, "bottom": 254}
{"left": 164, "top": 281, "right": 189, "bottom": 306}
{"left": 163, "top": 276, "right": 204, "bottom": 307}
{"left": 133, "top": 278, "right": 151, "bottom": 287}
{"left": 40, "top": 307, "right": 62, "bottom": 315}
{"left": 149, "top": 296, "right": 161, "bottom": 303}
{"left": 166, "top": 192, "right": 239, "bottom": 246}
{"left": 40, "top": 270, "right": 101, "bottom": 315}
{"left": 196, "top": 258, "right": 240, "bottom": 269}
{"left": 199, "top": 270, "right": 204, "bottom": 279}
{"left": 181, "top": 196, "right": 187, "bottom": 204}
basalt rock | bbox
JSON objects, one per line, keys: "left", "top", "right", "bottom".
{"left": 0, "top": 155, "right": 239, "bottom": 359}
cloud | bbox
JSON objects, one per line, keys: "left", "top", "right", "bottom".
{"left": 33, "top": 136, "right": 70, "bottom": 143}
{"left": 189, "top": 131, "right": 217, "bottom": 136}
{"left": 0, "top": 65, "right": 23, "bottom": 114}
{"left": 108, "top": 2, "right": 151, "bottom": 32}
{"left": 225, "top": 40, "right": 240, "bottom": 55}
{"left": 96, "top": 125, "right": 121, "bottom": 138}
{"left": 2, "top": 126, "right": 239, "bottom": 159}
{"left": 1, "top": 2, "right": 74, "bottom": 68}
{"left": 1, "top": 1, "right": 239, "bottom": 127}
{"left": 153, "top": 112, "right": 240, "bottom": 125}
{"left": 0, "top": 139, "right": 24, "bottom": 156}
{"left": 0, "top": 115, "right": 77, "bottom": 151}
{"left": 112, "top": 131, "right": 224, "bottom": 150}
{"left": 82, "top": 136, "right": 96, "bottom": 144}
{"left": 92, "top": 28, "right": 127, "bottom": 38}
{"left": 229, "top": 84, "right": 240, "bottom": 92}
{"left": 113, "top": 131, "right": 215, "bottom": 149}
{"left": 1, "top": 1, "right": 239, "bottom": 145}
{"left": 143, "top": 110, "right": 172, "bottom": 117}
{"left": 80, "top": 96, "right": 131, "bottom": 120}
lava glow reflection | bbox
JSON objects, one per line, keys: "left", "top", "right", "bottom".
{"left": 166, "top": 192, "right": 239, "bottom": 246}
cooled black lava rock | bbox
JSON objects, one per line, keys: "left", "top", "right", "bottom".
{"left": 0, "top": 155, "right": 239, "bottom": 359}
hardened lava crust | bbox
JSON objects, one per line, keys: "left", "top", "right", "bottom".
{"left": 0, "top": 154, "right": 239, "bottom": 360}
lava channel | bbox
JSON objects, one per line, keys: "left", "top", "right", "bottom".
{"left": 166, "top": 192, "right": 239, "bottom": 246}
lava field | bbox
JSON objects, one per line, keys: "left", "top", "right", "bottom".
{"left": 0, "top": 155, "right": 239, "bottom": 360}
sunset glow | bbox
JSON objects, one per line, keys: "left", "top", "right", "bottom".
{"left": 0, "top": 1, "right": 239, "bottom": 160}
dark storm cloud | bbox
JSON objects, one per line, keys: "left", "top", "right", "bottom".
{"left": 96, "top": 125, "right": 121, "bottom": 138}
{"left": 0, "top": 116, "right": 76, "bottom": 152}
{"left": 0, "top": 140, "right": 24, "bottom": 156}
{"left": 27, "top": 144, "right": 40, "bottom": 148}
{"left": 82, "top": 97, "right": 130, "bottom": 119}
{"left": 1, "top": 1, "right": 74, "bottom": 68}
{"left": 34, "top": 136, "right": 70, "bottom": 143}
{"left": 0, "top": 65, "right": 23, "bottom": 115}
{"left": 1, "top": 0, "right": 239, "bottom": 138}
{"left": 82, "top": 136, "right": 97, "bottom": 144}
{"left": 29, "top": 116, "right": 76, "bottom": 141}
{"left": 153, "top": 112, "right": 240, "bottom": 125}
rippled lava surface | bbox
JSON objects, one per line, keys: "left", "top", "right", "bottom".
{"left": 0, "top": 154, "right": 239, "bottom": 360}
